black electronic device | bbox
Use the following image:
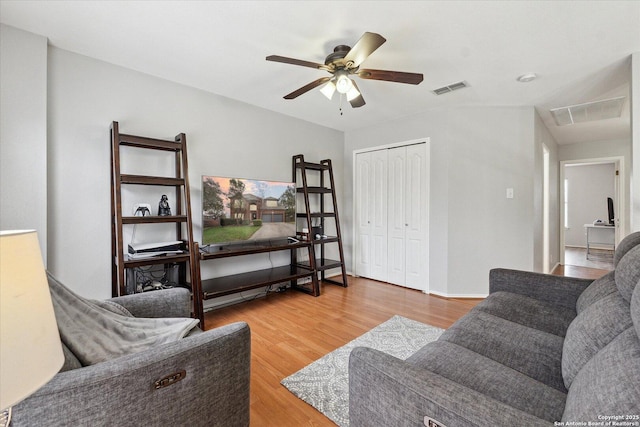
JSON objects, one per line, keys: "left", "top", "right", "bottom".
{"left": 607, "top": 197, "right": 615, "bottom": 226}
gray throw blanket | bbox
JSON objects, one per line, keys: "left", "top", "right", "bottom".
{"left": 48, "top": 273, "right": 199, "bottom": 366}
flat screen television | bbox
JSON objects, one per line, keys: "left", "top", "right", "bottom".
{"left": 608, "top": 197, "right": 615, "bottom": 225}
{"left": 202, "top": 176, "right": 296, "bottom": 246}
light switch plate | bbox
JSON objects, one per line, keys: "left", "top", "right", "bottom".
{"left": 506, "top": 188, "right": 514, "bottom": 199}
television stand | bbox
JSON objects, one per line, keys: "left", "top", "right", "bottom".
{"left": 193, "top": 239, "right": 318, "bottom": 326}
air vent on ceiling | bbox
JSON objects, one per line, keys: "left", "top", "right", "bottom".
{"left": 550, "top": 96, "right": 626, "bottom": 126}
{"left": 432, "top": 81, "right": 469, "bottom": 95}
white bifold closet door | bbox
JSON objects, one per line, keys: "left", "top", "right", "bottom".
{"left": 356, "top": 148, "right": 388, "bottom": 282}
{"left": 355, "top": 142, "right": 428, "bottom": 291}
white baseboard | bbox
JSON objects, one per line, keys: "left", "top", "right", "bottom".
{"left": 550, "top": 262, "right": 561, "bottom": 272}
{"left": 202, "top": 287, "right": 268, "bottom": 312}
{"left": 428, "top": 290, "right": 488, "bottom": 299}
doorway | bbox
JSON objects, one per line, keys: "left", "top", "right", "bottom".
{"left": 560, "top": 157, "right": 624, "bottom": 271}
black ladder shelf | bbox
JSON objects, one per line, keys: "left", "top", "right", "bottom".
{"left": 293, "top": 154, "right": 348, "bottom": 288}
{"left": 110, "top": 121, "right": 203, "bottom": 323}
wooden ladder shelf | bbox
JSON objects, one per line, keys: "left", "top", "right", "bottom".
{"left": 110, "top": 121, "right": 202, "bottom": 323}
{"left": 293, "top": 154, "right": 348, "bottom": 288}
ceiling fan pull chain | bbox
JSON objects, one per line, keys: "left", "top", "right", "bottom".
{"left": 339, "top": 93, "right": 344, "bottom": 116}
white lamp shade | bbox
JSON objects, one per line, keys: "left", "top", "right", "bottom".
{"left": 0, "top": 230, "right": 64, "bottom": 410}
{"left": 346, "top": 85, "right": 361, "bottom": 102}
{"left": 320, "top": 81, "right": 336, "bottom": 100}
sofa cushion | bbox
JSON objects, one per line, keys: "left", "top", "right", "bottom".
{"left": 475, "top": 291, "right": 575, "bottom": 337}
{"left": 407, "top": 340, "right": 567, "bottom": 422}
{"left": 438, "top": 310, "right": 566, "bottom": 392}
{"left": 614, "top": 230, "right": 640, "bottom": 267}
{"left": 562, "top": 327, "right": 640, "bottom": 423}
{"left": 576, "top": 271, "right": 617, "bottom": 314}
{"left": 615, "top": 245, "right": 640, "bottom": 303}
{"left": 562, "top": 291, "right": 632, "bottom": 389}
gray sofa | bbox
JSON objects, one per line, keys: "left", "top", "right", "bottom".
{"left": 12, "top": 284, "right": 251, "bottom": 427}
{"left": 350, "top": 231, "right": 640, "bottom": 426}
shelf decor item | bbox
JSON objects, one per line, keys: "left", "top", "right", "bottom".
{"left": 158, "top": 195, "right": 171, "bottom": 216}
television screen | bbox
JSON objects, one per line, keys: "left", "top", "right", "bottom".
{"left": 202, "top": 176, "right": 296, "bottom": 245}
{"left": 608, "top": 197, "right": 615, "bottom": 225}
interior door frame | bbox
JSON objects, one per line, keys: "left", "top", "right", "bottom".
{"left": 352, "top": 137, "right": 431, "bottom": 293}
{"left": 559, "top": 155, "right": 625, "bottom": 265}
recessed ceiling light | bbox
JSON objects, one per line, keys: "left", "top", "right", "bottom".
{"left": 517, "top": 73, "right": 537, "bottom": 83}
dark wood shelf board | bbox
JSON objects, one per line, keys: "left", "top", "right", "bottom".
{"left": 297, "top": 186, "right": 332, "bottom": 194}
{"left": 310, "top": 236, "right": 339, "bottom": 244}
{"left": 123, "top": 253, "right": 191, "bottom": 268}
{"left": 120, "top": 174, "right": 185, "bottom": 186}
{"left": 201, "top": 265, "right": 314, "bottom": 299}
{"left": 122, "top": 215, "right": 188, "bottom": 224}
{"left": 296, "top": 212, "right": 336, "bottom": 218}
{"left": 119, "top": 133, "right": 181, "bottom": 151}
{"left": 298, "top": 259, "right": 343, "bottom": 271}
{"left": 295, "top": 162, "right": 328, "bottom": 171}
{"left": 200, "top": 239, "right": 311, "bottom": 259}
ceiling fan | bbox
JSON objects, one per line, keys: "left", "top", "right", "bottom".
{"left": 266, "top": 32, "right": 423, "bottom": 108}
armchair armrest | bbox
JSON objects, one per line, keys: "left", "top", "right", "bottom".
{"left": 12, "top": 322, "right": 250, "bottom": 427}
{"left": 489, "top": 268, "right": 593, "bottom": 310}
{"left": 349, "top": 347, "right": 550, "bottom": 427}
{"left": 109, "top": 287, "right": 192, "bottom": 318}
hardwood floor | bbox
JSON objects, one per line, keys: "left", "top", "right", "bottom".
{"left": 205, "top": 277, "right": 480, "bottom": 426}
{"left": 551, "top": 264, "right": 610, "bottom": 280}
{"left": 204, "top": 267, "right": 604, "bottom": 426}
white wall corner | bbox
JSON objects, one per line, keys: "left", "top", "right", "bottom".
{"left": 631, "top": 52, "right": 640, "bottom": 232}
{"left": 0, "top": 24, "right": 48, "bottom": 262}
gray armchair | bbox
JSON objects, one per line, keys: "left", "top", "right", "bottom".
{"left": 11, "top": 286, "right": 251, "bottom": 427}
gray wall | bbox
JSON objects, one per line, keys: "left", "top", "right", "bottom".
{"left": 3, "top": 24, "right": 638, "bottom": 300}
{"left": 0, "top": 25, "right": 48, "bottom": 259}
{"left": 47, "top": 47, "right": 343, "bottom": 299}
{"left": 344, "top": 106, "right": 536, "bottom": 297}
{"left": 2, "top": 25, "right": 343, "bottom": 299}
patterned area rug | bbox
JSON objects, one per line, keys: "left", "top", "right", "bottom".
{"left": 281, "top": 315, "right": 444, "bottom": 427}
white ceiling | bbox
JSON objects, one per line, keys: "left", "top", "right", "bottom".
{"left": 1, "top": 1, "right": 638, "bottom": 144}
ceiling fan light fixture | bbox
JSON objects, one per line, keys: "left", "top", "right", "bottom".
{"left": 320, "top": 81, "right": 336, "bottom": 100}
{"left": 335, "top": 71, "right": 353, "bottom": 94}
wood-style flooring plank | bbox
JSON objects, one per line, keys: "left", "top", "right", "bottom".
{"left": 551, "top": 264, "right": 609, "bottom": 280}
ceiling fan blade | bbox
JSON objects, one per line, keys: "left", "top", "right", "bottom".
{"left": 349, "top": 81, "right": 365, "bottom": 108}
{"left": 284, "top": 77, "right": 331, "bottom": 99}
{"left": 357, "top": 69, "right": 424, "bottom": 85}
{"left": 343, "top": 32, "right": 386, "bottom": 68}
{"left": 266, "top": 55, "right": 329, "bottom": 70}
